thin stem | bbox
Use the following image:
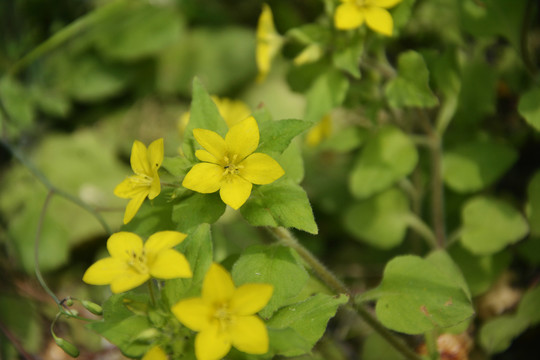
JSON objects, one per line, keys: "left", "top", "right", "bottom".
{"left": 148, "top": 281, "right": 157, "bottom": 307}
{"left": 406, "top": 214, "right": 439, "bottom": 250}
{"left": 424, "top": 330, "right": 440, "bottom": 360}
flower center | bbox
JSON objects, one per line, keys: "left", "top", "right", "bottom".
{"left": 126, "top": 249, "right": 149, "bottom": 274}
{"left": 222, "top": 154, "right": 244, "bottom": 178}
{"left": 213, "top": 303, "right": 233, "bottom": 331}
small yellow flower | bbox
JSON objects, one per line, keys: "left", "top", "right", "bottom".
{"left": 182, "top": 116, "right": 284, "bottom": 209}
{"left": 256, "top": 3, "right": 283, "bottom": 83}
{"left": 142, "top": 346, "right": 168, "bottom": 360}
{"left": 334, "top": 0, "right": 403, "bottom": 36}
{"left": 306, "top": 115, "right": 332, "bottom": 147}
{"left": 172, "top": 263, "right": 273, "bottom": 360}
{"left": 83, "top": 231, "right": 192, "bottom": 293}
{"left": 114, "top": 138, "right": 164, "bottom": 224}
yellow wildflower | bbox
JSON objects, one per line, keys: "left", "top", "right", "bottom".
{"left": 182, "top": 116, "right": 284, "bottom": 209}
{"left": 306, "top": 115, "right": 332, "bottom": 147}
{"left": 114, "top": 138, "right": 164, "bottom": 224}
{"left": 83, "top": 231, "right": 192, "bottom": 293}
{"left": 256, "top": 3, "right": 283, "bottom": 83}
{"left": 142, "top": 346, "right": 168, "bottom": 360}
{"left": 334, "top": 0, "right": 402, "bottom": 36}
{"left": 172, "top": 263, "right": 273, "bottom": 360}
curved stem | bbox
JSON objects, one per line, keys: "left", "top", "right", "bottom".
{"left": 406, "top": 214, "right": 439, "bottom": 250}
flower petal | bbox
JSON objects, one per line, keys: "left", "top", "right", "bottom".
{"left": 114, "top": 177, "right": 143, "bottom": 199}
{"left": 145, "top": 231, "right": 187, "bottom": 254}
{"left": 334, "top": 3, "right": 365, "bottom": 30}
{"left": 172, "top": 297, "right": 213, "bottom": 331}
{"left": 225, "top": 117, "right": 259, "bottom": 161}
{"left": 193, "top": 128, "right": 227, "bottom": 160}
{"left": 239, "top": 153, "right": 284, "bottom": 185}
{"left": 149, "top": 249, "right": 192, "bottom": 279}
{"left": 220, "top": 175, "right": 252, "bottom": 209}
{"left": 195, "top": 325, "right": 231, "bottom": 360}
{"left": 195, "top": 149, "right": 219, "bottom": 164}
{"left": 202, "top": 263, "right": 235, "bottom": 304}
{"left": 123, "top": 191, "right": 148, "bottom": 224}
{"left": 110, "top": 271, "right": 149, "bottom": 293}
{"left": 371, "top": 0, "right": 402, "bottom": 9}
{"left": 182, "top": 163, "right": 223, "bottom": 194}
{"left": 82, "top": 257, "right": 127, "bottom": 285}
{"left": 142, "top": 346, "right": 168, "bottom": 360}
{"left": 364, "top": 6, "right": 394, "bottom": 36}
{"left": 230, "top": 284, "right": 274, "bottom": 316}
{"left": 147, "top": 138, "right": 164, "bottom": 170}
{"left": 107, "top": 232, "right": 144, "bottom": 260}
{"left": 148, "top": 171, "right": 161, "bottom": 200}
{"left": 229, "top": 315, "right": 269, "bottom": 355}
{"left": 130, "top": 140, "right": 151, "bottom": 175}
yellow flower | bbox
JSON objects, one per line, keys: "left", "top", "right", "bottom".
{"left": 83, "top": 231, "right": 192, "bottom": 293}
{"left": 114, "top": 138, "right": 164, "bottom": 224}
{"left": 182, "top": 116, "right": 284, "bottom": 209}
{"left": 172, "top": 263, "right": 273, "bottom": 360}
{"left": 334, "top": 0, "right": 402, "bottom": 36}
{"left": 256, "top": 3, "right": 283, "bottom": 83}
{"left": 142, "top": 346, "right": 168, "bottom": 360}
{"left": 306, "top": 114, "right": 332, "bottom": 147}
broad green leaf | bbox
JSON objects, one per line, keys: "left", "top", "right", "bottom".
{"left": 94, "top": 2, "right": 183, "bottom": 61}
{"left": 332, "top": 32, "right": 363, "bottom": 78}
{"left": 30, "top": 85, "right": 71, "bottom": 118}
{"left": 267, "top": 294, "right": 348, "bottom": 356}
{"left": 518, "top": 87, "right": 540, "bottom": 132}
{"left": 362, "top": 333, "right": 406, "bottom": 360}
{"left": 479, "top": 315, "right": 529, "bottom": 355}
{"left": 392, "top": 0, "right": 417, "bottom": 32}
{"left": 304, "top": 68, "right": 349, "bottom": 123}
{"left": 232, "top": 245, "right": 309, "bottom": 318}
{"left": 349, "top": 125, "right": 418, "bottom": 198}
{"left": 257, "top": 119, "right": 312, "bottom": 154}
{"left": 528, "top": 171, "right": 540, "bottom": 236}
{"left": 362, "top": 255, "right": 474, "bottom": 334}
{"left": 319, "top": 127, "right": 367, "bottom": 153}
{"left": 287, "top": 24, "right": 331, "bottom": 45}
{"left": 0, "top": 76, "right": 35, "bottom": 128}
{"left": 171, "top": 192, "right": 226, "bottom": 232}
{"left": 426, "top": 250, "right": 471, "bottom": 299}
{"left": 240, "top": 181, "right": 318, "bottom": 234}
{"left": 266, "top": 328, "right": 313, "bottom": 357}
{"left": 344, "top": 188, "right": 410, "bottom": 249}
{"left": 161, "top": 156, "right": 193, "bottom": 178}
{"left": 275, "top": 142, "right": 304, "bottom": 184}
{"left": 443, "top": 140, "right": 517, "bottom": 193}
{"left": 516, "top": 285, "right": 540, "bottom": 326}
{"left": 449, "top": 243, "right": 511, "bottom": 296}
{"left": 163, "top": 224, "right": 213, "bottom": 306}
{"left": 460, "top": 196, "right": 529, "bottom": 255}
{"left": 384, "top": 51, "right": 438, "bottom": 108}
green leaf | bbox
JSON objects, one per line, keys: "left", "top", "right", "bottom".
{"left": 443, "top": 139, "right": 517, "bottom": 193}
{"left": 426, "top": 250, "right": 471, "bottom": 300}
{"left": 460, "top": 196, "right": 529, "bottom": 255}
{"left": 516, "top": 285, "right": 540, "bottom": 326}
{"left": 527, "top": 171, "right": 540, "bottom": 236}
{"left": 518, "top": 87, "right": 540, "bottom": 132}
{"left": 344, "top": 188, "right": 410, "bottom": 249}
{"left": 232, "top": 245, "right": 310, "bottom": 318}
{"left": 30, "top": 85, "right": 71, "bottom": 118}
{"left": 304, "top": 68, "right": 349, "bottom": 123}
{"left": 258, "top": 119, "right": 312, "bottom": 154}
{"left": 319, "top": 126, "right": 367, "bottom": 153}
{"left": 240, "top": 181, "right": 318, "bottom": 234}
{"left": 362, "top": 333, "right": 406, "bottom": 360}
{"left": 275, "top": 141, "right": 305, "bottom": 184}
{"left": 266, "top": 328, "right": 313, "bottom": 357}
{"left": 332, "top": 32, "right": 363, "bottom": 79}
{"left": 349, "top": 125, "right": 418, "bottom": 198}
{"left": 94, "top": 2, "right": 183, "bottom": 61}
{"left": 171, "top": 192, "right": 226, "bottom": 232}
{"left": 163, "top": 224, "right": 213, "bottom": 306}
{"left": 182, "top": 78, "right": 228, "bottom": 160}
{"left": 267, "top": 294, "right": 348, "bottom": 356}
{"left": 0, "top": 76, "right": 35, "bottom": 128}
{"left": 479, "top": 315, "right": 529, "bottom": 354}
{"left": 121, "top": 193, "right": 176, "bottom": 239}
{"left": 384, "top": 50, "right": 438, "bottom": 108}
{"left": 363, "top": 255, "right": 474, "bottom": 334}
{"left": 161, "top": 156, "right": 193, "bottom": 178}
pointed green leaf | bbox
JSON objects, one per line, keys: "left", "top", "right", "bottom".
{"left": 518, "top": 87, "right": 540, "bottom": 132}
{"left": 171, "top": 192, "right": 226, "bottom": 232}
{"left": 258, "top": 119, "right": 312, "bottom": 154}
{"left": 266, "top": 328, "right": 313, "bottom": 357}
{"left": 332, "top": 32, "right": 363, "bottom": 78}
{"left": 479, "top": 315, "right": 529, "bottom": 355}
{"left": 304, "top": 69, "right": 349, "bottom": 123}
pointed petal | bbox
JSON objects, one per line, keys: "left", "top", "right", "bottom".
{"left": 147, "top": 138, "right": 164, "bottom": 170}
{"left": 145, "top": 231, "right": 187, "bottom": 254}
{"left": 230, "top": 284, "right": 273, "bottom": 316}
{"left": 365, "top": 6, "right": 394, "bottom": 36}
{"left": 130, "top": 140, "right": 151, "bottom": 175}
{"left": 195, "top": 325, "right": 231, "bottom": 360}
{"left": 142, "top": 346, "right": 168, "bottom": 360}
{"left": 172, "top": 297, "right": 212, "bottom": 331}
{"left": 107, "top": 232, "right": 143, "bottom": 260}
{"left": 202, "top": 263, "right": 235, "bottom": 303}
{"left": 110, "top": 272, "right": 149, "bottom": 293}
{"left": 182, "top": 163, "right": 223, "bottom": 194}
{"left": 229, "top": 315, "right": 269, "bottom": 355}
{"left": 149, "top": 249, "right": 192, "bottom": 279}
{"left": 195, "top": 149, "right": 220, "bottom": 164}
{"left": 371, "top": 0, "right": 402, "bottom": 9}
{"left": 114, "top": 177, "right": 142, "bottom": 199}
{"left": 193, "top": 129, "right": 227, "bottom": 160}
{"left": 82, "top": 257, "right": 127, "bottom": 285}
{"left": 239, "top": 153, "right": 284, "bottom": 185}
{"left": 148, "top": 173, "right": 160, "bottom": 200}
{"left": 123, "top": 191, "right": 148, "bottom": 224}
{"left": 220, "top": 176, "right": 252, "bottom": 210}
{"left": 334, "top": 3, "right": 365, "bottom": 30}
{"left": 225, "top": 117, "right": 259, "bottom": 161}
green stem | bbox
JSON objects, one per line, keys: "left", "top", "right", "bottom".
{"left": 7, "top": 0, "right": 127, "bottom": 76}
{"left": 406, "top": 214, "right": 439, "bottom": 250}
{"left": 424, "top": 330, "right": 440, "bottom": 360}
{"left": 148, "top": 281, "right": 157, "bottom": 307}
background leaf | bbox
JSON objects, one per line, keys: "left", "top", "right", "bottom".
{"left": 304, "top": 68, "right": 349, "bottom": 123}
{"left": 518, "top": 87, "right": 540, "bottom": 132}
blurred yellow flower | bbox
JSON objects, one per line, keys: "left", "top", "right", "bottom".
{"left": 182, "top": 116, "right": 284, "bottom": 209}
{"left": 114, "top": 138, "right": 163, "bottom": 224}
{"left": 83, "top": 231, "right": 191, "bottom": 293}
{"left": 306, "top": 115, "right": 332, "bottom": 146}
{"left": 256, "top": 3, "right": 283, "bottom": 83}
{"left": 142, "top": 346, "right": 168, "bottom": 360}
{"left": 334, "top": 0, "right": 402, "bottom": 36}
{"left": 172, "top": 263, "right": 273, "bottom": 360}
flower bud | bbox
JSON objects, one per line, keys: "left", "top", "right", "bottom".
{"left": 55, "top": 337, "right": 80, "bottom": 358}
{"left": 81, "top": 300, "right": 103, "bottom": 315}
{"left": 133, "top": 328, "right": 160, "bottom": 343}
